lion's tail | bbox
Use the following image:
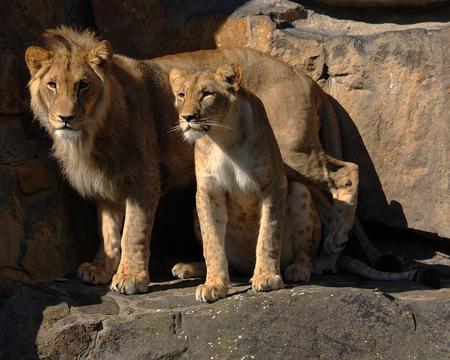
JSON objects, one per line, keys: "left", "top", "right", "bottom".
{"left": 337, "top": 255, "right": 441, "bottom": 289}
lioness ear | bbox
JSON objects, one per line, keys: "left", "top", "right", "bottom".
{"left": 25, "top": 46, "right": 51, "bottom": 76}
{"left": 215, "top": 64, "right": 242, "bottom": 91}
{"left": 89, "top": 40, "right": 112, "bottom": 67}
{"left": 169, "top": 68, "right": 186, "bottom": 92}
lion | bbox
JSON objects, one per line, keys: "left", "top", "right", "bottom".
{"left": 169, "top": 66, "right": 440, "bottom": 301}
{"left": 25, "top": 26, "right": 396, "bottom": 294}
{"left": 168, "top": 64, "right": 322, "bottom": 301}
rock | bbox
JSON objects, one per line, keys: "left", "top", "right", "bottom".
{"left": 0, "top": 277, "right": 449, "bottom": 359}
{"left": 213, "top": 1, "right": 450, "bottom": 238}
{"left": 0, "top": 161, "right": 98, "bottom": 288}
{"left": 0, "top": 116, "right": 35, "bottom": 164}
{"left": 91, "top": 0, "right": 227, "bottom": 59}
{"left": 314, "top": 0, "right": 448, "bottom": 7}
{"left": 10, "top": 159, "right": 57, "bottom": 194}
{"left": 0, "top": 0, "right": 98, "bottom": 286}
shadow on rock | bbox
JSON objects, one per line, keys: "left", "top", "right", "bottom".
{"left": 0, "top": 278, "right": 109, "bottom": 359}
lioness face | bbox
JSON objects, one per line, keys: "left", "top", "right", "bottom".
{"left": 169, "top": 64, "right": 242, "bottom": 143}
{"left": 25, "top": 40, "right": 112, "bottom": 141}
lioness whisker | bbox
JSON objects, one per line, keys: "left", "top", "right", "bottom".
{"left": 204, "top": 122, "right": 233, "bottom": 130}
{"left": 198, "top": 115, "right": 225, "bottom": 120}
{"left": 168, "top": 124, "right": 183, "bottom": 134}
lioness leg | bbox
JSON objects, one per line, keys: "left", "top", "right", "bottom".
{"left": 251, "top": 182, "right": 286, "bottom": 292}
{"left": 172, "top": 262, "right": 206, "bottom": 279}
{"left": 77, "top": 200, "right": 124, "bottom": 285}
{"left": 284, "top": 182, "right": 321, "bottom": 282}
{"left": 110, "top": 169, "right": 160, "bottom": 294}
{"left": 195, "top": 186, "right": 229, "bottom": 303}
{"left": 283, "top": 150, "right": 358, "bottom": 270}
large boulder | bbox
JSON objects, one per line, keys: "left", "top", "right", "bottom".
{"left": 214, "top": 1, "right": 450, "bottom": 238}
{"left": 1, "top": 276, "right": 449, "bottom": 359}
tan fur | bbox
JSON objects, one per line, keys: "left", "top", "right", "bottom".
{"left": 169, "top": 66, "right": 321, "bottom": 302}
{"left": 26, "top": 27, "right": 358, "bottom": 294}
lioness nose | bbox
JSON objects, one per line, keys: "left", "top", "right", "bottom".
{"left": 181, "top": 114, "right": 197, "bottom": 122}
{"left": 58, "top": 114, "right": 76, "bottom": 123}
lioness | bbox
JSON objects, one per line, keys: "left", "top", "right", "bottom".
{"left": 168, "top": 65, "right": 320, "bottom": 302}
{"left": 169, "top": 66, "right": 440, "bottom": 300}
{"left": 25, "top": 27, "right": 363, "bottom": 294}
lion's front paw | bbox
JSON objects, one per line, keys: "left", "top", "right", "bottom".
{"left": 251, "top": 273, "right": 284, "bottom": 292}
{"left": 284, "top": 262, "right": 312, "bottom": 283}
{"left": 77, "top": 262, "right": 113, "bottom": 285}
{"left": 172, "top": 262, "right": 206, "bottom": 279}
{"left": 195, "top": 283, "right": 228, "bottom": 303}
{"left": 110, "top": 271, "right": 149, "bottom": 294}
{"left": 313, "top": 255, "right": 338, "bottom": 275}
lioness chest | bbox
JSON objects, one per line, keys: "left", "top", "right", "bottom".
{"left": 197, "top": 141, "right": 264, "bottom": 271}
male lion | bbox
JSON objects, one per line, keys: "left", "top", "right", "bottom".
{"left": 26, "top": 26, "right": 364, "bottom": 294}
{"left": 168, "top": 65, "right": 321, "bottom": 302}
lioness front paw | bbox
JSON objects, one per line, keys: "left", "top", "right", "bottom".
{"left": 195, "top": 283, "right": 228, "bottom": 303}
{"left": 172, "top": 262, "right": 206, "bottom": 279}
{"left": 77, "top": 262, "right": 113, "bottom": 285}
{"left": 110, "top": 271, "right": 149, "bottom": 294}
{"left": 251, "top": 273, "right": 284, "bottom": 292}
{"left": 313, "top": 255, "right": 338, "bottom": 275}
{"left": 284, "top": 263, "right": 312, "bottom": 283}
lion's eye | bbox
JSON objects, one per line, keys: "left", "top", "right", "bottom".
{"left": 47, "top": 82, "right": 57, "bottom": 90}
{"left": 177, "top": 92, "right": 185, "bottom": 100}
{"left": 79, "top": 80, "right": 89, "bottom": 91}
{"left": 203, "top": 91, "right": 214, "bottom": 98}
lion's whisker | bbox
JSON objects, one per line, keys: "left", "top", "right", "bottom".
{"left": 168, "top": 124, "right": 183, "bottom": 133}
{"left": 204, "top": 121, "right": 233, "bottom": 130}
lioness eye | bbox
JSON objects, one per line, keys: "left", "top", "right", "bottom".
{"left": 177, "top": 92, "right": 185, "bottom": 100}
{"left": 203, "top": 91, "right": 214, "bottom": 98}
{"left": 79, "top": 80, "right": 89, "bottom": 91}
{"left": 47, "top": 82, "right": 57, "bottom": 90}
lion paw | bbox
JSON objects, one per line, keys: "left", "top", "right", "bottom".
{"left": 77, "top": 262, "right": 113, "bottom": 285}
{"left": 110, "top": 271, "right": 149, "bottom": 294}
{"left": 313, "top": 255, "right": 338, "bottom": 275}
{"left": 251, "top": 273, "right": 284, "bottom": 292}
{"left": 195, "top": 283, "right": 228, "bottom": 303}
{"left": 284, "top": 263, "right": 312, "bottom": 283}
{"left": 172, "top": 262, "right": 205, "bottom": 279}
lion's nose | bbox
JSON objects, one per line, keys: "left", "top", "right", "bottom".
{"left": 181, "top": 114, "right": 197, "bottom": 122}
{"left": 58, "top": 114, "right": 76, "bottom": 123}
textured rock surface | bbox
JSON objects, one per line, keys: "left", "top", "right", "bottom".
{"left": 0, "top": 276, "right": 449, "bottom": 359}
{"left": 0, "top": 0, "right": 97, "bottom": 288}
{"left": 213, "top": 1, "right": 450, "bottom": 238}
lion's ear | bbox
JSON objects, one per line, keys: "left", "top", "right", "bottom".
{"left": 25, "top": 46, "right": 51, "bottom": 76}
{"left": 169, "top": 68, "right": 186, "bottom": 92}
{"left": 89, "top": 40, "right": 112, "bottom": 67}
{"left": 215, "top": 64, "right": 242, "bottom": 91}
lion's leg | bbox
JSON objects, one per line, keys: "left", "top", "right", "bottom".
{"left": 110, "top": 168, "right": 161, "bottom": 295}
{"left": 77, "top": 200, "right": 124, "bottom": 285}
{"left": 284, "top": 182, "right": 321, "bottom": 283}
{"left": 195, "top": 185, "right": 230, "bottom": 303}
{"left": 251, "top": 182, "right": 286, "bottom": 292}
{"left": 284, "top": 151, "right": 358, "bottom": 267}
{"left": 324, "top": 156, "right": 359, "bottom": 255}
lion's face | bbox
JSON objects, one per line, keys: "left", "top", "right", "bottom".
{"left": 25, "top": 39, "right": 112, "bottom": 141}
{"left": 169, "top": 64, "right": 242, "bottom": 143}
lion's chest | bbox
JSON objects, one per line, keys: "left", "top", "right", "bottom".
{"left": 59, "top": 151, "right": 120, "bottom": 202}
{"left": 205, "top": 145, "right": 258, "bottom": 194}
